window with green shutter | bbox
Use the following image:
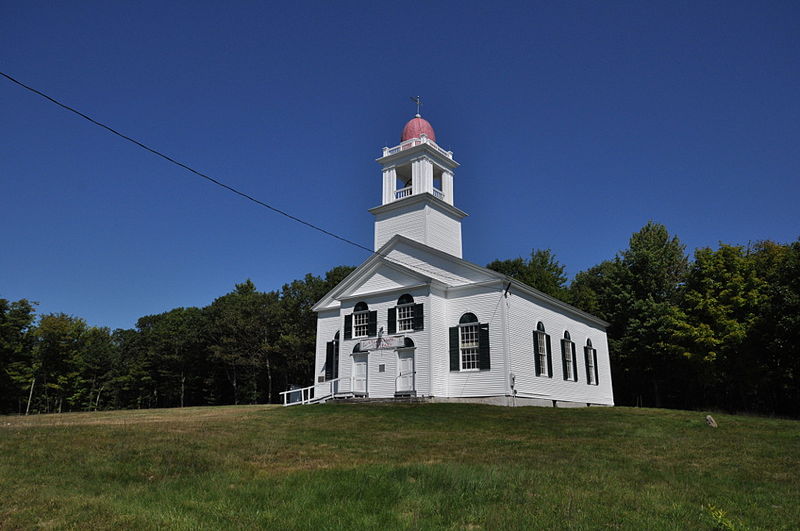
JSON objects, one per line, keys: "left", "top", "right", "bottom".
{"left": 449, "top": 313, "right": 490, "bottom": 371}
{"left": 534, "top": 322, "right": 552, "bottom": 377}
{"left": 561, "top": 330, "right": 576, "bottom": 381}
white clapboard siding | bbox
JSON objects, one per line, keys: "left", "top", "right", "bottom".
{"left": 444, "top": 285, "right": 509, "bottom": 397}
{"left": 373, "top": 201, "right": 428, "bottom": 252}
{"left": 335, "top": 287, "right": 431, "bottom": 398}
{"left": 428, "top": 288, "right": 449, "bottom": 396}
{"left": 385, "top": 240, "right": 492, "bottom": 286}
{"left": 373, "top": 198, "right": 463, "bottom": 258}
{"left": 349, "top": 263, "right": 423, "bottom": 297}
{"left": 507, "top": 291, "right": 614, "bottom": 405}
{"left": 313, "top": 310, "right": 341, "bottom": 396}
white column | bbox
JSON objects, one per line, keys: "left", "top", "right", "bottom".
{"left": 382, "top": 167, "right": 396, "bottom": 204}
{"left": 411, "top": 159, "right": 422, "bottom": 196}
{"left": 413, "top": 158, "right": 433, "bottom": 196}
{"left": 442, "top": 170, "right": 454, "bottom": 205}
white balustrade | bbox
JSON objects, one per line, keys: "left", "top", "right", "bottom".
{"left": 395, "top": 186, "right": 412, "bottom": 199}
{"left": 381, "top": 137, "right": 453, "bottom": 159}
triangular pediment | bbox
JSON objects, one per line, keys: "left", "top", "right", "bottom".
{"left": 345, "top": 262, "right": 430, "bottom": 298}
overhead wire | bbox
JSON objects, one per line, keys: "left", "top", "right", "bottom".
{"left": 0, "top": 70, "right": 471, "bottom": 285}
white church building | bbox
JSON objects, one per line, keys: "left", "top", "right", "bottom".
{"left": 282, "top": 114, "right": 614, "bottom": 407}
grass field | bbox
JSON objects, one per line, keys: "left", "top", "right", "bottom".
{"left": 1, "top": 403, "right": 798, "bottom": 530}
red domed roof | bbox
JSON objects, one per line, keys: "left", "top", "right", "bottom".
{"left": 401, "top": 115, "right": 436, "bottom": 142}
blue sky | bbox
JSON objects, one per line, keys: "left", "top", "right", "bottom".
{"left": 2, "top": 1, "right": 798, "bottom": 330}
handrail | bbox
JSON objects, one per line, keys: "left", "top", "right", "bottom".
{"left": 280, "top": 377, "right": 343, "bottom": 406}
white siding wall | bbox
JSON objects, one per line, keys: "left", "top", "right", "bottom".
{"left": 314, "top": 309, "right": 341, "bottom": 396}
{"left": 337, "top": 286, "right": 431, "bottom": 398}
{"left": 442, "top": 285, "right": 509, "bottom": 397}
{"left": 374, "top": 202, "right": 427, "bottom": 251}
{"left": 507, "top": 292, "right": 614, "bottom": 405}
{"left": 428, "top": 287, "right": 449, "bottom": 396}
{"left": 424, "top": 206, "right": 462, "bottom": 258}
{"left": 374, "top": 201, "right": 463, "bottom": 258}
{"left": 385, "top": 241, "right": 492, "bottom": 285}
{"left": 350, "top": 265, "right": 422, "bottom": 297}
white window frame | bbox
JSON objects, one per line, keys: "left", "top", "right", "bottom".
{"left": 562, "top": 339, "right": 575, "bottom": 381}
{"left": 353, "top": 310, "right": 369, "bottom": 338}
{"left": 397, "top": 302, "right": 415, "bottom": 333}
{"left": 459, "top": 323, "right": 480, "bottom": 371}
{"left": 536, "top": 331, "right": 548, "bottom": 376}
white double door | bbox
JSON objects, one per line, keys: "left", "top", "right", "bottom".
{"left": 352, "top": 354, "right": 368, "bottom": 394}
{"left": 397, "top": 350, "right": 415, "bottom": 393}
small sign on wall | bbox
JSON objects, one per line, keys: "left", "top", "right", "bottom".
{"left": 360, "top": 336, "right": 405, "bottom": 351}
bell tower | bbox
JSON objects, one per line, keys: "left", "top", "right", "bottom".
{"left": 369, "top": 114, "right": 467, "bottom": 257}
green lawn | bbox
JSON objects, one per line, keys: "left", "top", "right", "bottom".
{"left": 1, "top": 403, "right": 798, "bottom": 530}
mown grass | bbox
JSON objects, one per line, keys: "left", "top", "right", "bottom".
{"left": 1, "top": 403, "right": 798, "bottom": 529}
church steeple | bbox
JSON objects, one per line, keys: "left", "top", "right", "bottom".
{"left": 370, "top": 114, "right": 467, "bottom": 257}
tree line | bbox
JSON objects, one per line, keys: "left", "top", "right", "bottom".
{"left": 0, "top": 267, "right": 354, "bottom": 414}
{"left": 2, "top": 222, "right": 798, "bottom": 416}
{"left": 489, "top": 222, "right": 800, "bottom": 417}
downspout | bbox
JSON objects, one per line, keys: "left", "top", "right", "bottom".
{"left": 501, "top": 282, "right": 513, "bottom": 406}
{"left": 426, "top": 281, "right": 433, "bottom": 398}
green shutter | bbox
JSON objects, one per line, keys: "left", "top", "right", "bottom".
{"left": 387, "top": 307, "right": 396, "bottom": 334}
{"left": 449, "top": 326, "right": 459, "bottom": 371}
{"left": 546, "top": 335, "right": 553, "bottom": 377}
{"left": 413, "top": 303, "right": 424, "bottom": 331}
{"left": 479, "top": 323, "right": 490, "bottom": 370}
{"left": 333, "top": 340, "right": 340, "bottom": 379}
{"left": 593, "top": 349, "right": 599, "bottom": 385}
{"left": 344, "top": 314, "right": 352, "bottom": 340}
{"left": 561, "top": 340, "right": 569, "bottom": 380}
{"left": 571, "top": 342, "right": 578, "bottom": 381}
{"left": 584, "top": 347, "right": 592, "bottom": 383}
{"left": 533, "top": 331, "right": 540, "bottom": 375}
{"left": 325, "top": 341, "right": 333, "bottom": 380}
{"left": 367, "top": 310, "right": 377, "bottom": 337}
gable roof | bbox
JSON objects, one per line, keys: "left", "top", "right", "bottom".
{"left": 312, "top": 234, "right": 609, "bottom": 328}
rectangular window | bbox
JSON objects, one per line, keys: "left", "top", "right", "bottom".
{"left": 460, "top": 324, "right": 480, "bottom": 371}
{"left": 353, "top": 311, "right": 369, "bottom": 338}
{"left": 587, "top": 348, "right": 596, "bottom": 385}
{"left": 537, "top": 331, "right": 548, "bottom": 376}
{"left": 563, "top": 340, "right": 574, "bottom": 381}
{"left": 397, "top": 304, "right": 414, "bottom": 332}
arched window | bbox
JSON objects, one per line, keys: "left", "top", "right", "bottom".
{"left": 460, "top": 313, "right": 478, "bottom": 324}
{"left": 398, "top": 294, "right": 414, "bottom": 305}
{"left": 403, "top": 337, "right": 415, "bottom": 348}
{"left": 393, "top": 294, "right": 418, "bottom": 333}
{"left": 449, "top": 313, "right": 489, "bottom": 371}
{"left": 534, "top": 322, "right": 551, "bottom": 377}
{"left": 561, "top": 331, "right": 577, "bottom": 381}
{"left": 345, "top": 302, "right": 376, "bottom": 339}
{"left": 352, "top": 342, "right": 362, "bottom": 353}
{"left": 585, "top": 339, "right": 598, "bottom": 385}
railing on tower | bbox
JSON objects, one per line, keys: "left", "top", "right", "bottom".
{"left": 382, "top": 135, "right": 453, "bottom": 160}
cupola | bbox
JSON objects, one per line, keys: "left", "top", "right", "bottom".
{"left": 371, "top": 113, "right": 467, "bottom": 258}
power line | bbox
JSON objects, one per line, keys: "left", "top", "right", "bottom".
{"left": 0, "top": 70, "right": 469, "bottom": 285}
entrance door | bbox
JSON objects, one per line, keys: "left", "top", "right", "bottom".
{"left": 397, "top": 350, "right": 415, "bottom": 394}
{"left": 352, "top": 354, "right": 368, "bottom": 395}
